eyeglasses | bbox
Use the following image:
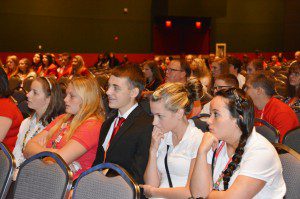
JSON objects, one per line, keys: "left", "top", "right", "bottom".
{"left": 212, "top": 85, "right": 232, "bottom": 91}
{"left": 166, "top": 67, "right": 182, "bottom": 72}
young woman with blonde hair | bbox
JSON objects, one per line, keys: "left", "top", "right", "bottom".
{"left": 24, "top": 76, "right": 105, "bottom": 179}
{"left": 141, "top": 79, "right": 204, "bottom": 199}
{"left": 6, "top": 55, "right": 19, "bottom": 79}
{"left": 70, "top": 55, "right": 91, "bottom": 78}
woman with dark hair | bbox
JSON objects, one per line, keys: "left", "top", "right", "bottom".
{"left": 283, "top": 62, "right": 300, "bottom": 112}
{"left": 141, "top": 80, "right": 203, "bottom": 198}
{"left": 108, "top": 52, "right": 119, "bottom": 68}
{"left": 37, "top": 53, "right": 58, "bottom": 77}
{"left": 191, "top": 88, "right": 286, "bottom": 198}
{"left": 143, "top": 60, "right": 163, "bottom": 91}
{"left": 32, "top": 53, "right": 43, "bottom": 71}
{"left": 13, "top": 77, "right": 65, "bottom": 169}
{"left": 0, "top": 67, "right": 23, "bottom": 151}
{"left": 93, "top": 52, "right": 109, "bottom": 69}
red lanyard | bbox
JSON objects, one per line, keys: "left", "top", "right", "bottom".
{"left": 212, "top": 141, "right": 232, "bottom": 190}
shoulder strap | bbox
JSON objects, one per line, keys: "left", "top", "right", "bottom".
{"left": 164, "top": 145, "right": 173, "bottom": 188}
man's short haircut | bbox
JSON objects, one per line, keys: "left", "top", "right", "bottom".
{"left": 179, "top": 59, "right": 191, "bottom": 78}
{"left": 228, "top": 57, "right": 243, "bottom": 73}
{"left": 216, "top": 74, "right": 239, "bottom": 88}
{"left": 61, "top": 52, "right": 72, "bottom": 60}
{"left": 249, "top": 59, "right": 264, "bottom": 71}
{"left": 111, "top": 64, "right": 145, "bottom": 99}
{"left": 247, "top": 72, "right": 276, "bottom": 96}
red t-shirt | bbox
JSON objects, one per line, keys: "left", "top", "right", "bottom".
{"left": 0, "top": 98, "right": 23, "bottom": 151}
{"left": 255, "top": 97, "right": 299, "bottom": 142}
{"left": 44, "top": 64, "right": 58, "bottom": 77}
{"left": 57, "top": 65, "right": 73, "bottom": 79}
{"left": 45, "top": 114, "right": 102, "bottom": 179}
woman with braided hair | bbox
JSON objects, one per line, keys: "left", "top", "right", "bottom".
{"left": 190, "top": 88, "right": 286, "bottom": 198}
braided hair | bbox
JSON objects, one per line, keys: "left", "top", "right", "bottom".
{"left": 215, "top": 88, "right": 254, "bottom": 190}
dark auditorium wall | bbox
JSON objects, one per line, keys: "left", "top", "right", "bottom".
{"left": 0, "top": 0, "right": 299, "bottom": 54}
{"left": 211, "top": 0, "right": 283, "bottom": 53}
{"left": 211, "top": 0, "right": 300, "bottom": 53}
{"left": 0, "top": 0, "right": 152, "bottom": 53}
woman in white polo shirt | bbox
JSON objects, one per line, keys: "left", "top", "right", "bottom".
{"left": 190, "top": 88, "right": 286, "bottom": 199}
{"left": 141, "top": 80, "right": 204, "bottom": 199}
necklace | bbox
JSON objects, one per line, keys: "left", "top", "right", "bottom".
{"left": 51, "top": 121, "right": 70, "bottom": 149}
{"left": 21, "top": 117, "right": 44, "bottom": 152}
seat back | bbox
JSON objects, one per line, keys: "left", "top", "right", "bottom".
{"left": 73, "top": 163, "right": 140, "bottom": 199}
{"left": 13, "top": 152, "right": 73, "bottom": 199}
{"left": 8, "top": 76, "right": 22, "bottom": 91}
{"left": 23, "top": 78, "right": 34, "bottom": 93}
{"left": 255, "top": 118, "right": 280, "bottom": 143}
{"left": 0, "top": 142, "right": 15, "bottom": 199}
{"left": 273, "top": 144, "right": 300, "bottom": 199}
{"left": 283, "top": 126, "right": 300, "bottom": 153}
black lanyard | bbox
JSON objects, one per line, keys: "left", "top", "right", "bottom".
{"left": 164, "top": 145, "right": 173, "bottom": 188}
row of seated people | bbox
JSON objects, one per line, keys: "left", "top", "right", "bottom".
{"left": 2, "top": 52, "right": 299, "bottom": 142}
{"left": 1, "top": 53, "right": 91, "bottom": 81}
{"left": 0, "top": 62, "right": 296, "bottom": 198}
{"left": 1, "top": 51, "right": 127, "bottom": 81}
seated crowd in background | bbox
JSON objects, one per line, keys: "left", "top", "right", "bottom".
{"left": 0, "top": 50, "right": 299, "bottom": 198}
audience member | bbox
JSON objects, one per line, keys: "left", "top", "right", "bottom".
{"left": 211, "top": 58, "right": 230, "bottom": 78}
{"left": 241, "top": 54, "right": 250, "bottom": 70}
{"left": 37, "top": 53, "right": 58, "bottom": 77}
{"left": 245, "top": 73, "right": 299, "bottom": 142}
{"left": 246, "top": 59, "right": 264, "bottom": 75}
{"left": 108, "top": 52, "right": 119, "bottom": 68}
{"left": 6, "top": 55, "right": 19, "bottom": 79}
{"left": 94, "top": 52, "right": 109, "bottom": 69}
{"left": 269, "top": 55, "right": 281, "bottom": 69}
{"left": 207, "top": 53, "right": 216, "bottom": 69}
{"left": 17, "top": 58, "right": 37, "bottom": 81}
{"left": 228, "top": 57, "right": 245, "bottom": 88}
{"left": 92, "top": 64, "right": 153, "bottom": 184}
{"left": 190, "top": 58, "right": 212, "bottom": 93}
{"left": 32, "top": 53, "right": 43, "bottom": 71}
{"left": 290, "top": 51, "right": 300, "bottom": 67}
{"left": 143, "top": 60, "right": 163, "bottom": 91}
{"left": 201, "top": 74, "right": 239, "bottom": 115}
{"left": 185, "top": 54, "right": 194, "bottom": 65}
{"left": 0, "top": 67, "right": 23, "bottom": 151}
{"left": 13, "top": 77, "right": 65, "bottom": 169}
{"left": 283, "top": 62, "right": 300, "bottom": 112}
{"left": 57, "top": 52, "right": 73, "bottom": 79}
{"left": 24, "top": 76, "right": 104, "bottom": 179}
{"left": 70, "top": 55, "right": 91, "bottom": 78}
{"left": 141, "top": 81, "right": 204, "bottom": 198}
{"left": 190, "top": 88, "right": 286, "bottom": 198}
{"left": 166, "top": 59, "right": 191, "bottom": 84}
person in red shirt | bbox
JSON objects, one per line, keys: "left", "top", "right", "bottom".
{"left": 245, "top": 73, "right": 299, "bottom": 142}
{"left": 37, "top": 53, "right": 58, "bottom": 78}
{"left": 24, "top": 76, "right": 105, "bottom": 179}
{"left": 57, "top": 53, "right": 73, "bottom": 79}
{"left": 70, "top": 55, "right": 91, "bottom": 78}
{"left": 269, "top": 55, "right": 282, "bottom": 70}
{"left": 0, "top": 67, "right": 23, "bottom": 151}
